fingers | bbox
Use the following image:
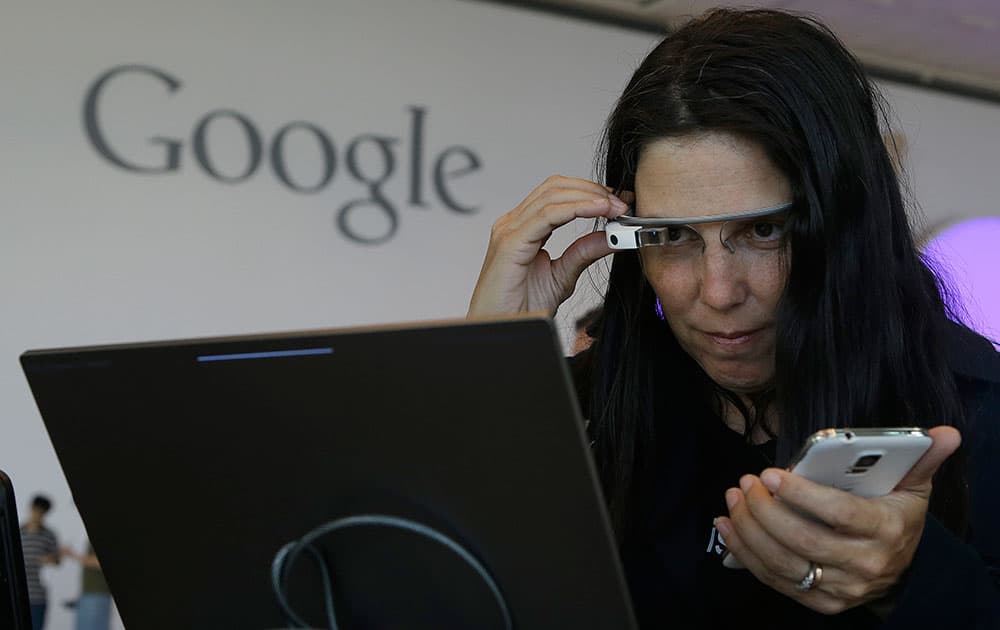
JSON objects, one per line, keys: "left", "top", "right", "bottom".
{"left": 489, "top": 176, "right": 629, "bottom": 271}
{"left": 758, "top": 468, "right": 889, "bottom": 537}
{"left": 715, "top": 508, "right": 851, "bottom": 614}
{"left": 752, "top": 466, "right": 933, "bottom": 600}
{"left": 523, "top": 198, "right": 626, "bottom": 242}
{"left": 513, "top": 176, "right": 630, "bottom": 228}
{"left": 468, "top": 175, "right": 632, "bottom": 318}
{"left": 718, "top": 483, "right": 884, "bottom": 614}
{"left": 550, "top": 231, "right": 614, "bottom": 290}
{"left": 739, "top": 474, "right": 862, "bottom": 567}
{"left": 519, "top": 174, "right": 629, "bottom": 211}
{"left": 493, "top": 177, "right": 630, "bottom": 258}
{"left": 515, "top": 187, "right": 621, "bottom": 223}
{"left": 519, "top": 174, "right": 601, "bottom": 208}
{"left": 722, "top": 485, "right": 806, "bottom": 582}
{"left": 757, "top": 426, "right": 962, "bottom": 536}
{"left": 514, "top": 177, "right": 618, "bottom": 228}
{"left": 894, "top": 426, "right": 961, "bottom": 497}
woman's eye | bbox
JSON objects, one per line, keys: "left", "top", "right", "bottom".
{"left": 665, "top": 226, "right": 698, "bottom": 243}
{"left": 750, "top": 222, "right": 784, "bottom": 241}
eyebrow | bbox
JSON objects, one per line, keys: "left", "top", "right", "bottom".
{"left": 614, "top": 201, "right": 793, "bottom": 227}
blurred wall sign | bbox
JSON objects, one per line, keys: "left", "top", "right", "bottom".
{"left": 82, "top": 64, "right": 484, "bottom": 245}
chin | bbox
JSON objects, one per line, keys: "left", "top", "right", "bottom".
{"left": 703, "top": 364, "right": 773, "bottom": 394}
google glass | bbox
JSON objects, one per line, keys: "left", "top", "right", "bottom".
{"left": 604, "top": 202, "right": 794, "bottom": 251}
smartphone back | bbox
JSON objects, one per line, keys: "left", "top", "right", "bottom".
{"left": 789, "top": 428, "right": 932, "bottom": 498}
{"left": 0, "top": 470, "right": 32, "bottom": 630}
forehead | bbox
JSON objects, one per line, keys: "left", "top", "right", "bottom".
{"left": 634, "top": 132, "right": 791, "bottom": 220}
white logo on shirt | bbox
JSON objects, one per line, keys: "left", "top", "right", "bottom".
{"left": 706, "top": 525, "right": 728, "bottom": 556}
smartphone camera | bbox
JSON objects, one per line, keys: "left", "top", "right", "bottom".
{"left": 848, "top": 453, "right": 882, "bottom": 474}
{"left": 855, "top": 454, "right": 882, "bottom": 467}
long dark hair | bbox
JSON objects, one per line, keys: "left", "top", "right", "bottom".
{"left": 587, "top": 8, "right": 966, "bottom": 539}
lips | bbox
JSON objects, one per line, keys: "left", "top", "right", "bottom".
{"left": 706, "top": 329, "right": 760, "bottom": 339}
{"left": 701, "top": 326, "right": 767, "bottom": 348}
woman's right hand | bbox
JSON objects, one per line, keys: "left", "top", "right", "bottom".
{"left": 467, "top": 175, "right": 632, "bottom": 318}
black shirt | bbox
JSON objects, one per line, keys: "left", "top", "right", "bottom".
{"left": 569, "top": 321, "right": 1000, "bottom": 629}
{"left": 620, "top": 409, "right": 881, "bottom": 628}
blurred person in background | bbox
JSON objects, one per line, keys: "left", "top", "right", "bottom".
{"left": 62, "top": 542, "right": 111, "bottom": 630}
{"left": 20, "top": 494, "right": 59, "bottom": 630}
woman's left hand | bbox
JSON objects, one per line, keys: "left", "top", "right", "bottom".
{"left": 713, "top": 426, "right": 961, "bottom": 615}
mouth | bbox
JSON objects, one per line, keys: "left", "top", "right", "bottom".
{"left": 702, "top": 327, "right": 766, "bottom": 347}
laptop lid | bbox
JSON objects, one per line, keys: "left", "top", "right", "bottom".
{"left": 21, "top": 317, "right": 636, "bottom": 629}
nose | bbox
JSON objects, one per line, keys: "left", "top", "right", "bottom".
{"left": 698, "top": 243, "right": 748, "bottom": 311}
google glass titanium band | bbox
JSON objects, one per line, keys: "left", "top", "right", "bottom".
{"left": 604, "top": 201, "right": 794, "bottom": 250}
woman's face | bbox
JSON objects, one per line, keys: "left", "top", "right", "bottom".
{"left": 634, "top": 132, "right": 791, "bottom": 394}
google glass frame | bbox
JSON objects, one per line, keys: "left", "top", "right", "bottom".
{"left": 604, "top": 202, "right": 794, "bottom": 251}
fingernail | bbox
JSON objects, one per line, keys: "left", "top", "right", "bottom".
{"left": 739, "top": 475, "right": 754, "bottom": 493}
{"left": 608, "top": 195, "right": 627, "bottom": 210}
{"left": 761, "top": 470, "right": 782, "bottom": 492}
{"left": 725, "top": 489, "right": 740, "bottom": 510}
{"left": 715, "top": 518, "right": 731, "bottom": 537}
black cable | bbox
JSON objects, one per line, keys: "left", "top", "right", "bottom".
{"left": 271, "top": 514, "right": 514, "bottom": 630}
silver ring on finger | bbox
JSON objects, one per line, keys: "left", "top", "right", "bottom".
{"left": 796, "top": 562, "right": 823, "bottom": 592}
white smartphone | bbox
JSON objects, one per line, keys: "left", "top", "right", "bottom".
{"left": 721, "top": 427, "right": 932, "bottom": 569}
{"left": 786, "top": 427, "right": 932, "bottom": 497}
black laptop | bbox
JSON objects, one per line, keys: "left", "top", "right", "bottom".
{"left": 20, "top": 317, "right": 636, "bottom": 629}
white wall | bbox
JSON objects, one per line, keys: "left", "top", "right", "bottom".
{"left": 1, "top": 2, "right": 998, "bottom": 628}
{"left": 883, "top": 81, "right": 1000, "bottom": 231}
{"left": 0, "top": 2, "right": 656, "bottom": 627}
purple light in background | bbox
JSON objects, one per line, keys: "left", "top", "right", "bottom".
{"left": 923, "top": 217, "right": 1000, "bottom": 348}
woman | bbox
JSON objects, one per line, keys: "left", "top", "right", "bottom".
{"left": 468, "top": 8, "right": 1000, "bottom": 628}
